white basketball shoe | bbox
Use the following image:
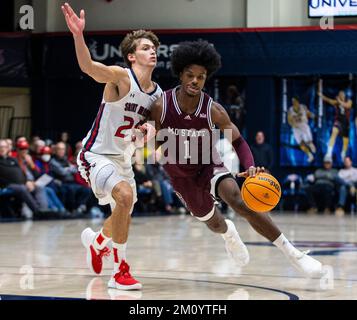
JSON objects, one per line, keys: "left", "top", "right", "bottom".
{"left": 221, "top": 219, "right": 250, "bottom": 267}
{"left": 287, "top": 250, "right": 324, "bottom": 278}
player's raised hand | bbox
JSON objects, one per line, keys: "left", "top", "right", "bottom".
{"left": 237, "top": 166, "right": 265, "bottom": 178}
{"left": 336, "top": 97, "right": 344, "bottom": 105}
{"left": 61, "top": 2, "right": 85, "bottom": 36}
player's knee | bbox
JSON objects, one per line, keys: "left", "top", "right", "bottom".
{"left": 112, "top": 183, "right": 133, "bottom": 208}
{"left": 225, "top": 189, "right": 242, "bottom": 208}
{"left": 234, "top": 199, "right": 251, "bottom": 218}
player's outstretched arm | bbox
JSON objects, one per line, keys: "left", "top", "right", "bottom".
{"left": 61, "top": 2, "right": 126, "bottom": 84}
{"left": 318, "top": 91, "right": 337, "bottom": 106}
{"left": 211, "top": 103, "right": 262, "bottom": 177}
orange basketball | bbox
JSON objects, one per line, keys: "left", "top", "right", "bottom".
{"left": 241, "top": 172, "right": 281, "bottom": 213}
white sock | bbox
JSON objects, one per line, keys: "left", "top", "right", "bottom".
{"left": 273, "top": 233, "right": 300, "bottom": 257}
{"left": 308, "top": 143, "right": 316, "bottom": 154}
{"left": 112, "top": 242, "right": 127, "bottom": 271}
{"left": 222, "top": 219, "right": 241, "bottom": 240}
{"left": 93, "top": 228, "right": 111, "bottom": 251}
{"left": 327, "top": 146, "right": 333, "bottom": 156}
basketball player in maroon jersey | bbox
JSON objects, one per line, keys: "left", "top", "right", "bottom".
{"left": 149, "top": 40, "right": 323, "bottom": 278}
{"left": 318, "top": 90, "right": 352, "bottom": 162}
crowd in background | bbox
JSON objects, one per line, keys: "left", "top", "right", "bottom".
{"left": 244, "top": 124, "right": 357, "bottom": 217}
{"left": 0, "top": 132, "right": 187, "bottom": 220}
{"left": 281, "top": 155, "right": 357, "bottom": 217}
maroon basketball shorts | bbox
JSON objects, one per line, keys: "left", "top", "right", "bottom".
{"left": 333, "top": 119, "right": 350, "bottom": 138}
{"left": 171, "top": 164, "right": 234, "bottom": 221}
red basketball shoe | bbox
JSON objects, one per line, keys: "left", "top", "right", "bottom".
{"left": 81, "top": 227, "right": 110, "bottom": 275}
{"left": 108, "top": 260, "right": 142, "bottom": 290}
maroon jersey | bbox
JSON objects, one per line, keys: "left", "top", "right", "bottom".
{"left": 160, "top": 87, "right": 223, "bottom": 178}
{"left": 333, "top": 102, "right": 351, "bottom": 138}
{"left": 334, "top": 102, "right": 351, "bottom": 123}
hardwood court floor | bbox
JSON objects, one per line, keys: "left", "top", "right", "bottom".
{"left": 0, "top": 213, "right": 356, "bottom": 300}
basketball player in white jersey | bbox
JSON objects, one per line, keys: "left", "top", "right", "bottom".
{"left": 62, "top": 3, "right": 162, "bottom": 290}
{"left": 288, "top": 96, "right": 316, "bottom": 163}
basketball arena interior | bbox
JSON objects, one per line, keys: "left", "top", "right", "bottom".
{"left": 1, "top": 0, "right": 357, "bottom": 305}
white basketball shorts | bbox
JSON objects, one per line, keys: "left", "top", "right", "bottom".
{"left": 77, "top": 150, "right": 137, "bottom": 211}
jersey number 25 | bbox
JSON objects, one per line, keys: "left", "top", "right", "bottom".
{"left": 115, "top": 116, "right": 144, "bottom": 139}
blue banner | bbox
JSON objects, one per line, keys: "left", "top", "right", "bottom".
{"left": 280, "top": 76, "right": 357, "bottom": 167}
{"left": 42, "top": 29, "right": 357, "bottom": 77}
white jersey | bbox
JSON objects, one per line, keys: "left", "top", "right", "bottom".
{"left": 288, "top": 104, "right": 308, "bottom": 129}
{"left": 82, "top": 68, "right": 162, "bottom": 158}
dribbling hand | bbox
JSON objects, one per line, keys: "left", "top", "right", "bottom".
{"left": 61, "top": 3, "right": 85, "bottom": 36}
{"left": 237, "top": 166, "right": 265, "bottom": 178}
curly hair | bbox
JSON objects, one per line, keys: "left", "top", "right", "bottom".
{"left": 120, "top": 30, "right": 160, "bottom": 67}
{"left": 171, "top": 40, "right": 221, "bottom": 78}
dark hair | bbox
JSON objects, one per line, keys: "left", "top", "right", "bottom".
{"left": 15, "top": 135, "right": 26, "bottom": 142}
{"left": 171, "top": 40, "right": 221, "bottom": 78}
{"left": 120, "top": 30, "right": 160, "bottom": 67}
{"left": 292, "top": 95, "right": 300, "bottom": 101}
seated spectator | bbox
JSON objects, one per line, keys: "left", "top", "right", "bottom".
{"left": 223, "top": 85, "right": 246, "bottom": 133}
{"left": 34, "top": 146, "right": 67, "bottom": 214}
{"left": 29, "top": 135, "right": 42, "bottom": 156}
{"left": 49, "top": 142, "right": 91, "bottom": 213}
{"left": 0, "top": 139, "right": 44, "bottom": 216}
{"left": 30, "top": 138, "right": 46, "bottom": 160}
{"left": 5, "top": 138, "right": 13, "bottom": 156}
{"left": 34, "top": 146, "right": 52, "bottom": 174}
{"left": 59, "top": 131, "right": 74, "bottom": 163}
{"left": 10, "top": 136, "right": 28, "bottom": 158}
{"left": 337, "top": 157, "right": 357, "bottom": 216}
{"left": 305, "top": 155, "right": 344, "bottom": 215}
{"left": 146, "top": 163, "right": 176, "bottom": 214}
{"left": 30, "top": 135, "right": 41, "bottom": 144}
{"left": 133, "top": 163, "right": 157, "bottom": 212}
{"left": 15, "top": 140, "right": 49, "bottom": 212}
{"left": 72, "top": 141, "right": 83, "bottom": 164}
{"left": 250, "top": 131, "right": 274, "bottom": 173}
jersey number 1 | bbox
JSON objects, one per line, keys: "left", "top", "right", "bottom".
{"left": 184, "top": 140, "right": 191, "bottom": 159}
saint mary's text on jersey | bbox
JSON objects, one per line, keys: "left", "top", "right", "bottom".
{"left": 124, "top": 102, "right": 150, "bottom": 118}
